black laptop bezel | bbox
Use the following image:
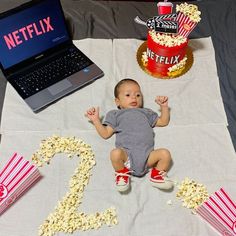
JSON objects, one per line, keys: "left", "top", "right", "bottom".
{"left": 0, "top": 0, "right": 73, "bottom": 77}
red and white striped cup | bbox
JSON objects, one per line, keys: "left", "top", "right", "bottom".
{"left": 196, "top": 188, "right": 236, "bottom": 236}
{"left": 0, "top": 153, "right": 41, "bottom": 215}
{"left": 176, "top": 12, "right": 197, "bottom": 38}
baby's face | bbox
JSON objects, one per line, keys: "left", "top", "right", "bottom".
{"left": 115, "top": 82, "right": 143, "bottom": 109}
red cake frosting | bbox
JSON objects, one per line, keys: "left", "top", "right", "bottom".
{"left": 146, "top": 31, "right": 188, "bottom": 76}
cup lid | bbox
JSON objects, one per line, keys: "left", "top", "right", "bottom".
{"left": 157, "top": 2, "right": 173, "bottom": 7}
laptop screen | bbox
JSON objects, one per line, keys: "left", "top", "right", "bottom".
{"left": 0, "top": 0, "right": 70, "bottom": 70}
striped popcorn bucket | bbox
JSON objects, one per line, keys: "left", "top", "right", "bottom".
{"left": 176, "top": 12, "right": 197, "bottom": 38}
{"left": 196, "top": 188, "right": 236, "bottom": 236}
{"left": 0, "top": 153, "right": 41, "bottom": 215}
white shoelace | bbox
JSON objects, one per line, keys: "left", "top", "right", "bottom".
{"left": 115, "top": 171, "right": 133, "bottom": 185}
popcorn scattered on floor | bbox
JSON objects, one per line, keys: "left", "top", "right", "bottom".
{"left": 166, "top": 200, "right": 173, "bottom": 206}
{"left": 32, "top": 135, "right": 118, "bottom": 236}
{"left": 176, "top": 177, "right": 209, "bottom": 213}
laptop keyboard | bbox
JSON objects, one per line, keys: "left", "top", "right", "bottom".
{"left": 12, "top": 47, "right": 93, "bottom": 98}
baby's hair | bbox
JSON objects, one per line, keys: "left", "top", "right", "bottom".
{"left": 114, "top": 78, "right": 140, "bottom": 98}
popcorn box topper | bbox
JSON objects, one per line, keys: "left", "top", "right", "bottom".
{"left": 196, "top": 188, "right": 236, "bottom": 236}
{"left": 0, "top": 153, "right": 41, "bottom": 215}
{"left": 176, "top": 3, "right": 201, "bottom": 38}
{"left": 176, "top": 12, "right": 197, "bottom": 38}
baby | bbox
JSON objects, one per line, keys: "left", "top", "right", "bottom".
{"left": 85, "top": 78, "right": 173, "bottom": 192}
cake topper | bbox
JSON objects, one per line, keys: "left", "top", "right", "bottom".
{"left": 134, "top": 1, "right": 201, "bottom": 37}
{"left": 154, "top": 18, "right": 178, "bottom": 34}
{"left": 157, "top": 0, "right": 173, "bottom": 15}
{"left": 176, "top": 3, "right": 201, "bottom": 38}
{"left": 134, "top": 0, "right": 178, "bottom": 34}
{"left": 134, "top": 14, "right": 178, "bottom": 34}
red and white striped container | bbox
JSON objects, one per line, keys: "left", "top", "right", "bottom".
{"left": 0, "top": 153, "right": 41, "bottom": 215}
{"left": 176, "top": 12, "right": 197, "bottom": 38}
{"left": 196, "top": 188, "right": 236, "bottom": 236}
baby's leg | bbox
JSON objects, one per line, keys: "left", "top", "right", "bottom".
{"left": 110, "top": 148, "right": 130, "bottom": 192}
{"left": 147, "top": 148, "right": 173, "bottom": 190}
{"left": 110, "top": 148, "right": 128, "bottom": 171}
{"left": 147, "top": 148, "right": 172, "bottom": 172}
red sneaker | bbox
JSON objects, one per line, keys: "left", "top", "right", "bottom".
{"left": 115, "top": 167, "right": 131, "bottom": 192}
{"left": 150, "top": 168, "right": 173, "bottom": 190}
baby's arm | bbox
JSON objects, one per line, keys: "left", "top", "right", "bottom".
{"left": 85, "top": 107, "right": 114, "bottom": 139}
{"left": 155, "top": 96, "right": 170, "bottom": 127}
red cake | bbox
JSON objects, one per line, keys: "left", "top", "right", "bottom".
{"left": 139, "top": 2, "right": 201, "bottom": 78}
{"left": 146, "top": 31, "right": 188, "bottom": 77}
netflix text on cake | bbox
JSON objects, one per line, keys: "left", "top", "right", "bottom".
{"left": 3, "top": 16, "right": 54, "bottom": 50}
{"left": 146, "top": 31, "right": 188, "bottom": 76}
{"left": 147, "top": 48, "right": 180, "bottom": 64}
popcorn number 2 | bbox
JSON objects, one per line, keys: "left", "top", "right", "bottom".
{"left": 31, "top": 136, "right": 117, "bottom": 236}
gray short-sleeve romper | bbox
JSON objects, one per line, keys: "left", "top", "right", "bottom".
{"left": 103, "top": 108, "right": 159, "bottom": 177}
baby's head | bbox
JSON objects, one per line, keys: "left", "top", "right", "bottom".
{"left": 114, "top": 78, "right": 143, "bottom": 109}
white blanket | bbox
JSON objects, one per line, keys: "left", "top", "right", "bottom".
{"left": 0, "top": 38, "right": 236, "bottom": 236}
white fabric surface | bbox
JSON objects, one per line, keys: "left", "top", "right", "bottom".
{"left": 0, "top": 38, "right": 235, "bottom": 236}
{"left": 0, "top": 38, "right": 228, "bottom": 133}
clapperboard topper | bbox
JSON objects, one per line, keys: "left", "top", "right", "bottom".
{"left": 134, "top": 1, "right": 201, "bottom": 37}
{"left": 135, "top": 13, "right": 178, "bottom": 34}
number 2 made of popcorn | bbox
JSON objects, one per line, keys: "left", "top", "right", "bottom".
{"left": 31, "top": 136, "right": 117, "bottom": 236}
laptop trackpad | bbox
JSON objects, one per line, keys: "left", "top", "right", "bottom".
{"left": 48, "top": 79, "right": 72, "bottom": 96}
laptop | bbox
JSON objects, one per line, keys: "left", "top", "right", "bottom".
{"left": 0, "top": 0, "right": 104, "bottom": 112}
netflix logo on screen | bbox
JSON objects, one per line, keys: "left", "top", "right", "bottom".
{"left": 3, "top": 16, "right": 54, "bottom": 50}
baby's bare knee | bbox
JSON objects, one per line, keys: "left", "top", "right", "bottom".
{"left": 110, "top": 148, "right": 124, "bottom": 162}
{"left": 159, "top": 148, "right": 171, "bottom": 161}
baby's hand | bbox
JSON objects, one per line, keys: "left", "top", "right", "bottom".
{"left": 85, "top": 107, "right": 100, "bottom": 122}
{"left": 155, "top": 96, "right": 169, "bottom": 107}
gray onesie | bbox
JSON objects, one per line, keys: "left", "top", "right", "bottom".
{"left": 103, "top": 108, "right": 159, "bottom": 177}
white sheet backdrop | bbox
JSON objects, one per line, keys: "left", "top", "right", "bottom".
{"left": 0, "top": 38, "right": 235, "bottom": 236}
